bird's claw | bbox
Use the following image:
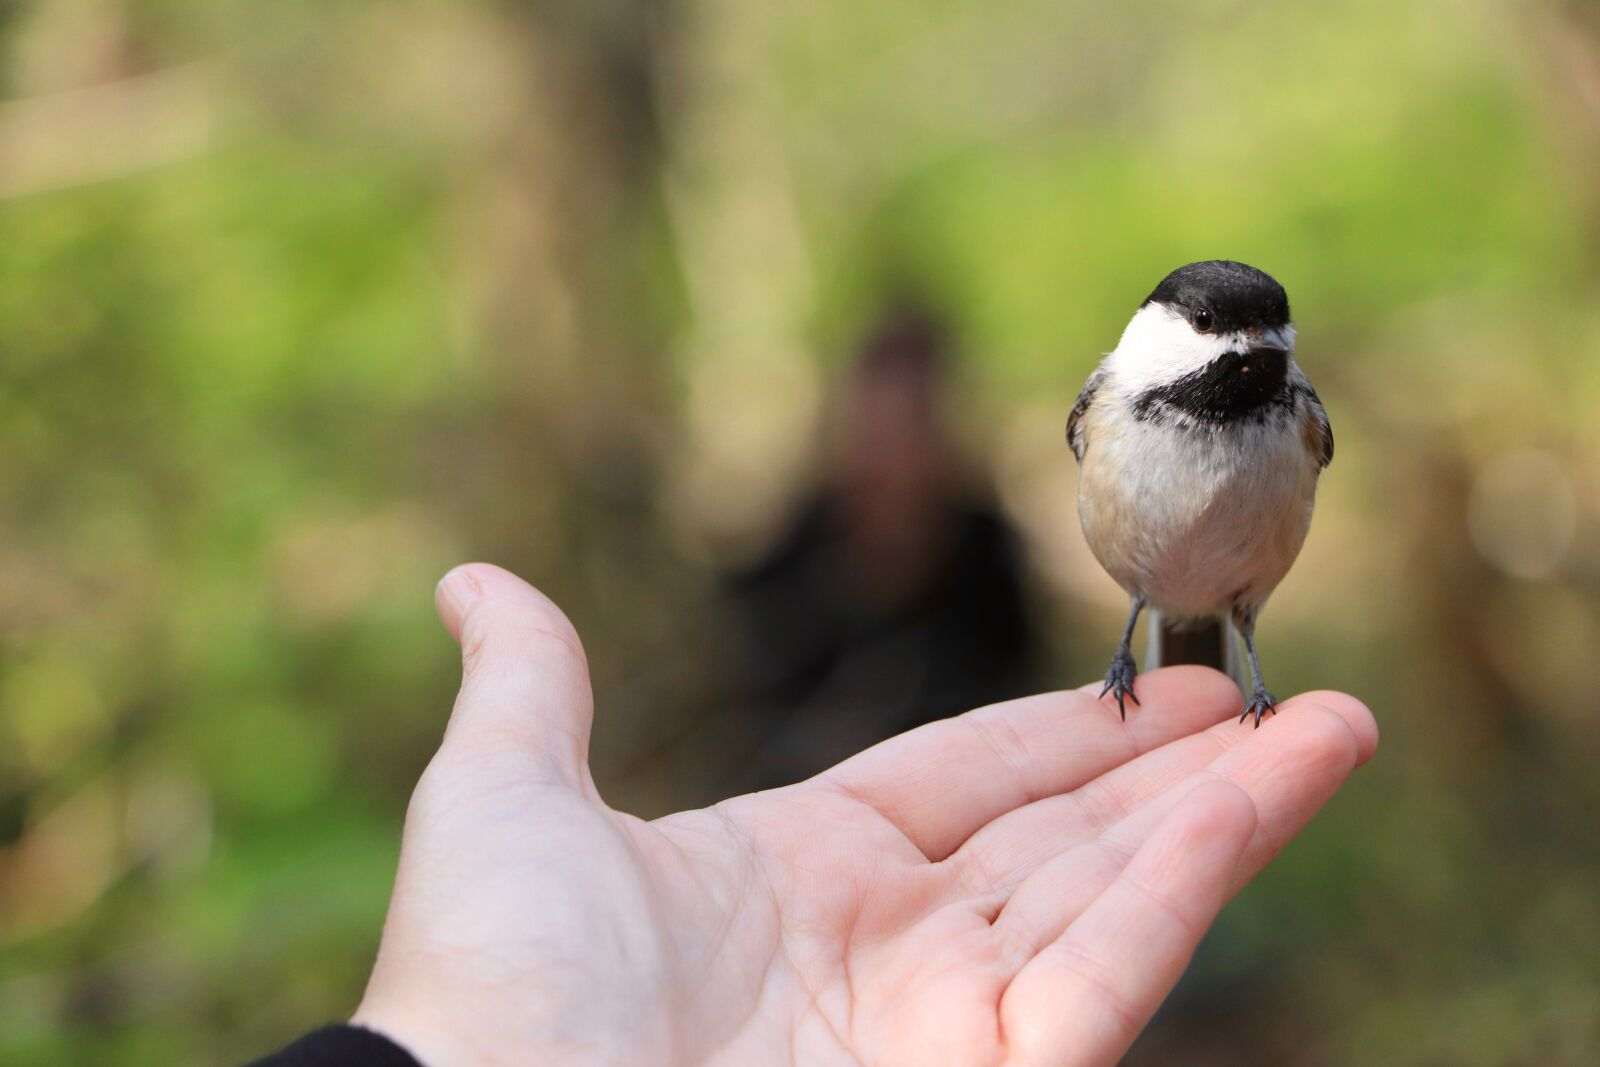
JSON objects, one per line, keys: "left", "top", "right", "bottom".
{"left": 1240, "top": 688, "right": 1278, "bottom": 728}
{"left": 1099, "top": 649, "right": 1141, "bottom": 721}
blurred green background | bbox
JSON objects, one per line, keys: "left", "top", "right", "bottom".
{"left": 4, "top": 0, "right": 1600, "bottom": 1063}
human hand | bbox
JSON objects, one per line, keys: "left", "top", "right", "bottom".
{"left": 353, "top": 564, "right": 1377, "bottom": 1067}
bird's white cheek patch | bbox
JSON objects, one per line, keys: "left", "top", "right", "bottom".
{"left": 1104, "top": 305, "right": 1232, "bottom": 390}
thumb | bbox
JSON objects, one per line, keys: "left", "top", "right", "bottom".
{"left": 433, "top": 562, "right": 593, "bottom": 787}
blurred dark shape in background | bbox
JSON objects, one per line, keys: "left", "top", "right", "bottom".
{"left": 725, "top": 309, "right": 1039, "bottom": 786}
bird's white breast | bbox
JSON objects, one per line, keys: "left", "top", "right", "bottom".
{"left": 1076, "top": 391, "right": 1318, "bottom": 621}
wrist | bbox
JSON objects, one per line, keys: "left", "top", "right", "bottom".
{"left": 352, "top": 997, "right": 494, "bottom": 1067}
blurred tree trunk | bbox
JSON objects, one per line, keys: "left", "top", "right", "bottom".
{"left": 1538, "top": 1, "right": 1600, "bottom": 262}
{"left": 436, "top": 2, "right": 739, "bottom": 804}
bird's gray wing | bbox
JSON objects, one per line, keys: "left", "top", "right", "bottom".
{"left": 1065, "top": 367, "right": 1104, "bottom": 463}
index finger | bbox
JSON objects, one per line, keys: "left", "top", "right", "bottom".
{"left": 817, "top": 667, "right": 1244, "bottom": 861}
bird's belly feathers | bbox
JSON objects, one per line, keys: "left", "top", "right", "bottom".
{"left": 1077, "top": 412, "right": 1317, "bottom": 620}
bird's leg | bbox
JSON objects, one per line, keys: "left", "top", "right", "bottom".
{"left": 1238, "top": 628, "right": 1278, "bottom": 728}
{"left": 1100, "top": 596, "right": 1144, "bottom": 720}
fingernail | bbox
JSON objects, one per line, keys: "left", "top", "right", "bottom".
{"left": 435, "top": 566, "right": 483, "bottom": 622}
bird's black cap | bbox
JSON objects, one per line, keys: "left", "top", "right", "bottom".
{"left": 1141, "top": 260, "right": 1290, "bottom": 333}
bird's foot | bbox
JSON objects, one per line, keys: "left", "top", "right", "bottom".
{"left": 1098, "top": 647, "right": 1141, "bottom": 721}
{"left": 1240, "top": 688, "right": 1278, "bottom": 728}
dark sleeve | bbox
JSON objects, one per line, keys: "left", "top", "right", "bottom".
{"left": 243, "top": 1025, "right": 422, "bottom": 1067}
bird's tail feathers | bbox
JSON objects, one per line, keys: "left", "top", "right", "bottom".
{"left": 1144, "top": 609, "right": 1246, "bottom": 694}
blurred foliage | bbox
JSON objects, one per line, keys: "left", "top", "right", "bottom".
{"left": 3, "top": 0, "right": 1600, "bottom": 1063}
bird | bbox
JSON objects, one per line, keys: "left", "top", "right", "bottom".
{"left": 1065, "top": 260, "right": 1332, "bottom": 727}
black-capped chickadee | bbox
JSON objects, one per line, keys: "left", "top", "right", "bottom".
{"left": 1065, "top": 260, "right": 1332, "bottom": 726}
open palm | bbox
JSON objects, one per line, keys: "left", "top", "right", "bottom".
{"left": 355, "top": 564, "right": 1376, "bottom": 1067}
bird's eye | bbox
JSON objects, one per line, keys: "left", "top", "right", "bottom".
{"left": 1193, "top": 308, "right": 1214, "bottom": 332}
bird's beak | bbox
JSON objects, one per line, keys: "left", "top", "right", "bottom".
{"left": 1247, "top": 327, "right": 1292, "bottom": 359}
